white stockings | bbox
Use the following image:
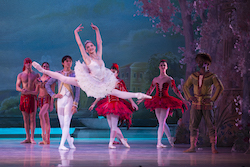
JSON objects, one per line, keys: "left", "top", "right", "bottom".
{"left": 155, "top": 108, "right": 174, "bottom": 147}
{"left": 106, "top": 114, "right": 130, "bottom": 148}
{"left": 57, "top": 96, "right": 75, "bottom": 150}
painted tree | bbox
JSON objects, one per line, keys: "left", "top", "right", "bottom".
{"left": 135, "top": 0, "right": 249, "bottom": 150}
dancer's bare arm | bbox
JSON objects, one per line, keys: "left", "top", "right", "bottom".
{"left": 74, "top": 24, "right": 91, "bottom": 65}
{"left": 91, "top": 23, "right": 102, "bottom": 59}
{"left": 89, "top": 98, "right": 101, "bottom": 111}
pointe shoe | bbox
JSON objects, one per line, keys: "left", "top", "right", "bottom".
{"left": 20, "top": 139, "right": 31, "bottom": 144}
{"left": 136, "top": 93, "right": 152, "bottom": 100}
{"left": 157, "top": 144, "right": 167, "bottom": 148}
{"left": 168, "top": 137, "right": 175, "bottom": 147}
{"left": 120, "top": 138, "right": 130, "bottom": 148}
{"left": 69, "top": 137, "right": 76, "bottom": 149}
{"left": 32, "top": 61, "right": 45, "bottom": 73}
{"left": 59, "top": 145, "right": 69, "bottom": 151}
{"left": 109, "top": 145, "right": 116, "bottom": 149}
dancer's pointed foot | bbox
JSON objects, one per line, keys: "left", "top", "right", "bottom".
{"left": 30, "top": 139, "right": 36, "bottom": 144}
{"left": 157, "top": 144, "right": 167, "bottom": 148}
{"left": 20, "top": 139, "right": 31, "bottom": 144}
{"left": 59, "top": 145, "right": 69, "bottom": 151}
{"left": 109, "top": 144, "right": 116, "bottom": 149}
{"left": 135, "top": 93, "right": 152, "bottom": 100}
{"left": 168, "top": 137, "right": 175, "bottom": 147}
{"left": 120, "top": 138, "right": 130, "bottom": 148}
{"left": 32, "top": 61, "right": 45, "bottom": 73}
{"left": 69, "top": 137, "right": 76, "bottom": 149}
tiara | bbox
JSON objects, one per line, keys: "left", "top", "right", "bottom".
{"left": 84, "top": 40, "right": 92, "bottom": 46}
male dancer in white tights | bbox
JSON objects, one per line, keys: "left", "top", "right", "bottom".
{"left": 45, "top": 55, "right": 80, "bottom": 150}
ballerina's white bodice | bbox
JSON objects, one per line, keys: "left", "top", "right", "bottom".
{"left": 87, "top": 59, "right": 105, "bottom": 80}
{"left": 74, "top": 58, "right": 117, "bottom": 98}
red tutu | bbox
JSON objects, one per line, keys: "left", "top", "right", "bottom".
{"left": 96, "top": 97, "right": 133, "bottom": 127}
{"left": 144, "top": 81, "right": 187, "bottom": 115}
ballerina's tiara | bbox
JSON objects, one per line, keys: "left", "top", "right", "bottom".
{"left": 84, "top": 40, "right": 93, "bottom": 47}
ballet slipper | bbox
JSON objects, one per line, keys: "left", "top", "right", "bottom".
{"left": 168, "top": 137, "right": 175, "bottom": 147}
{"left": 58, "top": 145, "right": 69, "bottom": 151}
{"left": 69, "top": 137, "right": 76, "bottom": 149}
{"left": 120, "top": 138, "right": 130, "bottom": 148}
{"left": 32, "top": 61, "right": 45, "bottom": 73}
{"left": 135, "top": 93, "right": 152, "bottom": 100}
{"left": 109, "top": 145, "right": 116, "bottom": 149}
{"left": 20, "top": 139, "right": 31, "bottom": 144}
{"left": 157, "top": 144, "right": 167, "bottom": 148}
{"left": 30, "top": 139, "right": 36, "bottom": 144}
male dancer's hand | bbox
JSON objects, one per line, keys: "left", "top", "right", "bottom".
{"left": 71, "top": 106, "right": 77, "bottom": 114}
{"left": 189, "top": 96, "right": 198, "bottom": 103}
{"left": 54, "top": 94, "right": 63, "bottom": 99}
{"left": 202, "top": 98, "right": 212, "bottom": 104}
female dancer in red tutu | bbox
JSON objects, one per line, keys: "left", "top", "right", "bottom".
{"left": 89, "top": 63, "right": 138, "bottom": 149}
{"left": 138, "top": 59, "right": 189, "bottom": 148}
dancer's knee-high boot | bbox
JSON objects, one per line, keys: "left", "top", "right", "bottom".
{"left": 210, "top": 136, "right": 218, "bottom": 154}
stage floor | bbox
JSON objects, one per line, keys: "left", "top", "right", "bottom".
{"left": 0, "top": 138, "right": 249, "bottom": 167}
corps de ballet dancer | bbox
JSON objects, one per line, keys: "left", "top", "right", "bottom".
{"left": 89, "top": 63, "right": 138, "bottom": 149}
{"left": 138, "top": 59, "right": 190, "bottom": 148}
{"left": 37, "top": 62, "right": 55, "bottom": 144}
{"left": 32, "top": 23, "right": 151, "bottom": 100}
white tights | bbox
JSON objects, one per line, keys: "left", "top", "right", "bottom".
{"left": 41, "top": 68, "right": 149, "bottom": 99}
{"left": 106, "top": 114, "right": 122, "bottom": 146}
{"left": 57, "top": 96, "right": 75, "bottom": 150}
{"left": 155, "top": 108, "right": 172, "bottom": 145}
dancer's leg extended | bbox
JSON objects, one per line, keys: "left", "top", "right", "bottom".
{"left": 32, "top": 62, "right": 79, "bottom": 87}
{"left": 111, "top": 89, "right": 151, "bottom": 100}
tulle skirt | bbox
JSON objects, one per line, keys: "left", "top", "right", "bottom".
{"left": 144, "top": 95, "right": 186, "bottom": 114}
{"left": 74, "top": 60, "right": 117, "bottom": 98}
{"left": 96, "top": 98, "right": 133, "bottom": 127}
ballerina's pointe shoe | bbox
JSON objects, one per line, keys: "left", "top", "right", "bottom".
{"left": 120, "top": 138, "right": 130, "bottom": 148}
{"left": 59, "top": 145, "right": 69, "bottom": 151}
{"left": 168, "top": 137, "right": 175, "bottom": 147}
{"left": 69, "top": 137, "right": 76, "bottom": 149}
{"left": 32, "top": 61, "right": 44, "bottom": 73}
{"left": 109, "top": 145, "right": 116, "bottom": 149}
{"left": 136, "top": 93, "right": 152, "bottom": 100}
{"left": 157, "top": 144, "right": 167, "bottom": 148}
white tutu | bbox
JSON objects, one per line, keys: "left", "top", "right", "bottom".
{"left": 74, "top": 60, "right": 117, "bottom": 98}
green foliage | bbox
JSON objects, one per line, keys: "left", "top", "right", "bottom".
{"left": 0, "top": 95, "right": 21, "bottom": 115}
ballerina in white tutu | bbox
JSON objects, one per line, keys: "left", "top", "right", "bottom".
{"left": 32, "top": 23, "right": 151, "bottom": 100}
